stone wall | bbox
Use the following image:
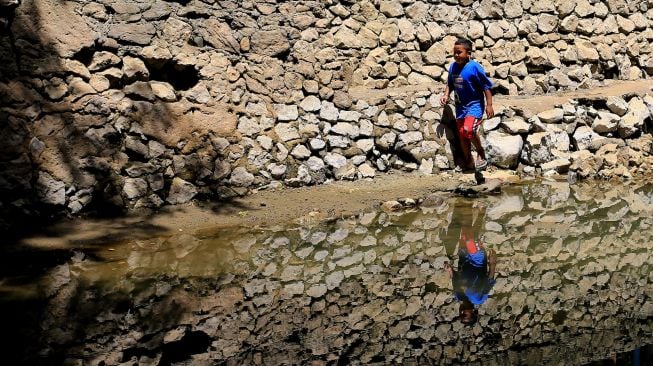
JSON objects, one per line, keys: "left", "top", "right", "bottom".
{"left": 1, "top": 0, "right": 653, "bottom": 216}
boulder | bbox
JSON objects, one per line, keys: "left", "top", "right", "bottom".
{"left": 485, "top": 131, "right": 523, "bottom": 169}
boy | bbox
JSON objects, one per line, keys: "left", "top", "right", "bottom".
{"left": 440, "top": 38, "right": 494, "bottom": 172}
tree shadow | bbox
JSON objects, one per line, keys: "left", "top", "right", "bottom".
{"left": 0, "top": 1, "right": 241, "bottom": 363}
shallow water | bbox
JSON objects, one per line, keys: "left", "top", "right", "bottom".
{"left": 4, "top": 180, "right": 653, "bottom": 365}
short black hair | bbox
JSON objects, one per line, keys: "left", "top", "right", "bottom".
{"left": 454, "top": 38, "right": 473, "bottom": 52}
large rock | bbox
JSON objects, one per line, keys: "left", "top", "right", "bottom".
{"left": 592, "top": 111, "right": 620, "bottom": 134}
{"left": 108, "top": 23, "right": 156, "bottom": 45}
{"left": 167, "top": 177, "right": 197, "bottom": 204}
{"left": 380, "top": 0, "right": 404, "bottom": 17}
{"left": 36, "top": 171, "right": 65, "bottom": 205}
{"left": 573, "top": 126, "right": 602, "bottom": 151}
{"left": 198, "top": 19, "right": 240, "bottom": 53}
{"left": 251, "top": 30, "right": 290, "bottom": 57}
{"left": 274, "top": 123, "right": 300, "bottom": 141}
{"left": 618, "top": 97, "right": 649, "bottom": 138}
{"left": 521, "top": 127, "right": 570, "bottom": 166}
{"left": 12, "top": 0, "right": 97, "bottom": 57}
{"left": 537, "top": 109, "right": 564, "bottom": 123}
{"left": 485, "top": 131, "right": 523, "bottom": 169}
{"left": 229, "top": 167, "right": 254, "bottom": 187}
{"left": 123, "top": 178, "right": 148, "bottom": 199}
{"left": 606, "top": 96, "right": 629, "bottom": 116}
{"left": 274, "top": 104, "right": 299, "bottom": 121}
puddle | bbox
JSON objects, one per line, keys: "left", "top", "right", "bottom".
{"left": 3, "top": 180, "right": 653, "bottom": 364}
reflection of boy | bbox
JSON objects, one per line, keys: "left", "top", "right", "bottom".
{"left": 444, "top": 220, "right": 496, "bottom": 325}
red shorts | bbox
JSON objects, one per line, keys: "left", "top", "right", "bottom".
{"left": 456, "top": 116, "right": 481, "bottom": 140}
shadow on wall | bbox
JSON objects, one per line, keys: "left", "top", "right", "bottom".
{"left": 0, "top": 1, "right": 227, "bottom": 362}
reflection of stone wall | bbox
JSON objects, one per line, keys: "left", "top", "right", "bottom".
{"left": 0, "top": 0, "right": 653, "bottom": 215}
{"left": 35, "top": 181, "right": 653, "bottom": 364}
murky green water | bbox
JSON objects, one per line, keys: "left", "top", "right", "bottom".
{"left": 4, "top": 180, "right": 653, "bottom": 365}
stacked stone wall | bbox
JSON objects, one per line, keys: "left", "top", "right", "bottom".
{"left": 1, "top": 0, "right": 653, "bottom": 215}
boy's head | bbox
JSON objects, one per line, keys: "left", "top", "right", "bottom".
{"left": 453, "top": 38, "right": 473, "bottom": 64}
{"left": 459, "top": 298, "right": 479, "bottom": 325}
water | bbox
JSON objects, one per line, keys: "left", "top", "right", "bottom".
{"left": 3, "top": 180, "right": 653, "bottom": 365}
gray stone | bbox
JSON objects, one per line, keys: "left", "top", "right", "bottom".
{"left": 150, "top": 81, "right": 176, "bottom": 102}
{"left": 37, "top": 172, "right": 65, "bottom": 205}
{"left": 229, "top": 167, "right": 255, "bottom": 187}
{"left": 502, "top": 117, "right": 530, "bottom": 134}
{"left": 320, "top": 101, "right": 339, "bottom": 121}
{"left": 122, "top": 56, "right": 149, "bottom": 81}
{"left": 592, "top": 112, "right": 620, "bottom": 134}
{"left": 291, "top": 145, "right": 311, "bottom": 159}
{"left": 606, "top": 96, "right": 628, "bottom": 116}
{"left": 331, "top": 122, "right": 359, "bottom": 137}
{"left": 485, "top": 131, "right": 524, "bottom": 169}
{"left": 108, "top": 23, "right": 156, "bottom": 45}
{"left": 267, "top": 163, "right": 287, "bottom": 178}
{"left": 573, "top": 126, "right": 602, "bottom": 151}
{"left": 309, "top": 138, "right": 326, "bottom": 151}
{"left": 300, "top": 96, "right": 321, "bottom": 112}
{"left": 324, "top": 152, "right": 347, "bottom": 169}
{"left": 619, "top": 97, "right": 649, "bottom": 138}
{"left": 307, "top": 156, "right": 325, "bottom": 171}
{"left": 274, "top": 123, "right": 300, "bottom": 141}
{"left": 237, "top": 117, "right": 261, "bottom": 137}
{"left": 537, "top": 109, "right": 564, "bottom": 123}
{"left": 123, "top": 178, "right": 148, "bottom": 199}
{"left": 521, "top": 128, "right": 570, "bottom": 166}
{"left": 251, "top": 29, "right": 290, "bottom": 57}
{"left": 274, "top": 105, "right": 299, "bottom": 121}
{"left": 339, "top": 110, "right": 361, "bottom": 122}
{"left": 167, "top": 177, "right": 197, "bottom": 204}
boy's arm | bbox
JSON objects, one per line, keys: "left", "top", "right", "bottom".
{"left": 440, "top": 85, "right": 450, "bottom": 106}
{"left": 488, "top": 249, "right": 496, "bottom": 279}
{"left": 484, "top": 89, "right": 494, "bottom": 118}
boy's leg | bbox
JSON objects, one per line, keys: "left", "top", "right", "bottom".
{"left": 459, "top": 138, "right": 473, "bottom": 168}
{"left": 468, "top": 118, "right": 487, "bottom": 168}
{"left": 458, "top": 117, "right": 476, "bottom": 169}
{"left": 471, "top": 133, "right": 486, "bottom": 161}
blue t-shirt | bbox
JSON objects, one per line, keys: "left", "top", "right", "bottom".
{"left": 453, "top": 248, "right": 496, "bottom": 305}
{"left": 447, "top": 60, "right": 493, "bottom": 119}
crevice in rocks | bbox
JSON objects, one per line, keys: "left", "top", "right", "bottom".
{"left": 144, "top": 59, "right": 200, "bottom": 91}
{"left": 159, "top": 331, "right": 211, "bottom": 365}
{"left": 272, "top": 48, "right": 292, "bottom": 62}
{"left": 338, "top": 338, "right": 364, "bottom": 366}
{"left": 285, "top": 330, "right": 302, "bottom": 344}
{"left": 395, "top": 148, "right": 419, "bottom": 165}
{"left": 163, "top": 0, "right": 192, "bottom": 5}
{"left": 72, "top": 45, "right": 95, "bottom": 66}
{"left": 491, "top": 83, "right": 510, "bottom": 96}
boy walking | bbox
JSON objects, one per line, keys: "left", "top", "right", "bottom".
{"left": 440, "top": 38, "right": 494, "bottom": 172}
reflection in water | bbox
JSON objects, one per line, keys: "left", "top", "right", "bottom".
{"left": 2, "top": 181, "right": 653, "bottom": 365}
{"left": 444, "top": 204, "right": 496, "bottom": 325}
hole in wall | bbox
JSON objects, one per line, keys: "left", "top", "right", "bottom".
{"left": 144, "top": 60, "right": 200, "bottom": 91}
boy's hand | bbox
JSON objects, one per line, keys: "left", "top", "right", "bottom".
{"left": 486, "top": 104, "right": 494, "bottom": 118}
{"left": 440, "top": 94, "right": 449, "bottom": 106}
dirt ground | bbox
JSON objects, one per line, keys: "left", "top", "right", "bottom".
{"left": 20, "top": 170, "right": 519, "bottom": 249}
{"left": 17, "top": 80, "right": 653, "bottom": 249}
